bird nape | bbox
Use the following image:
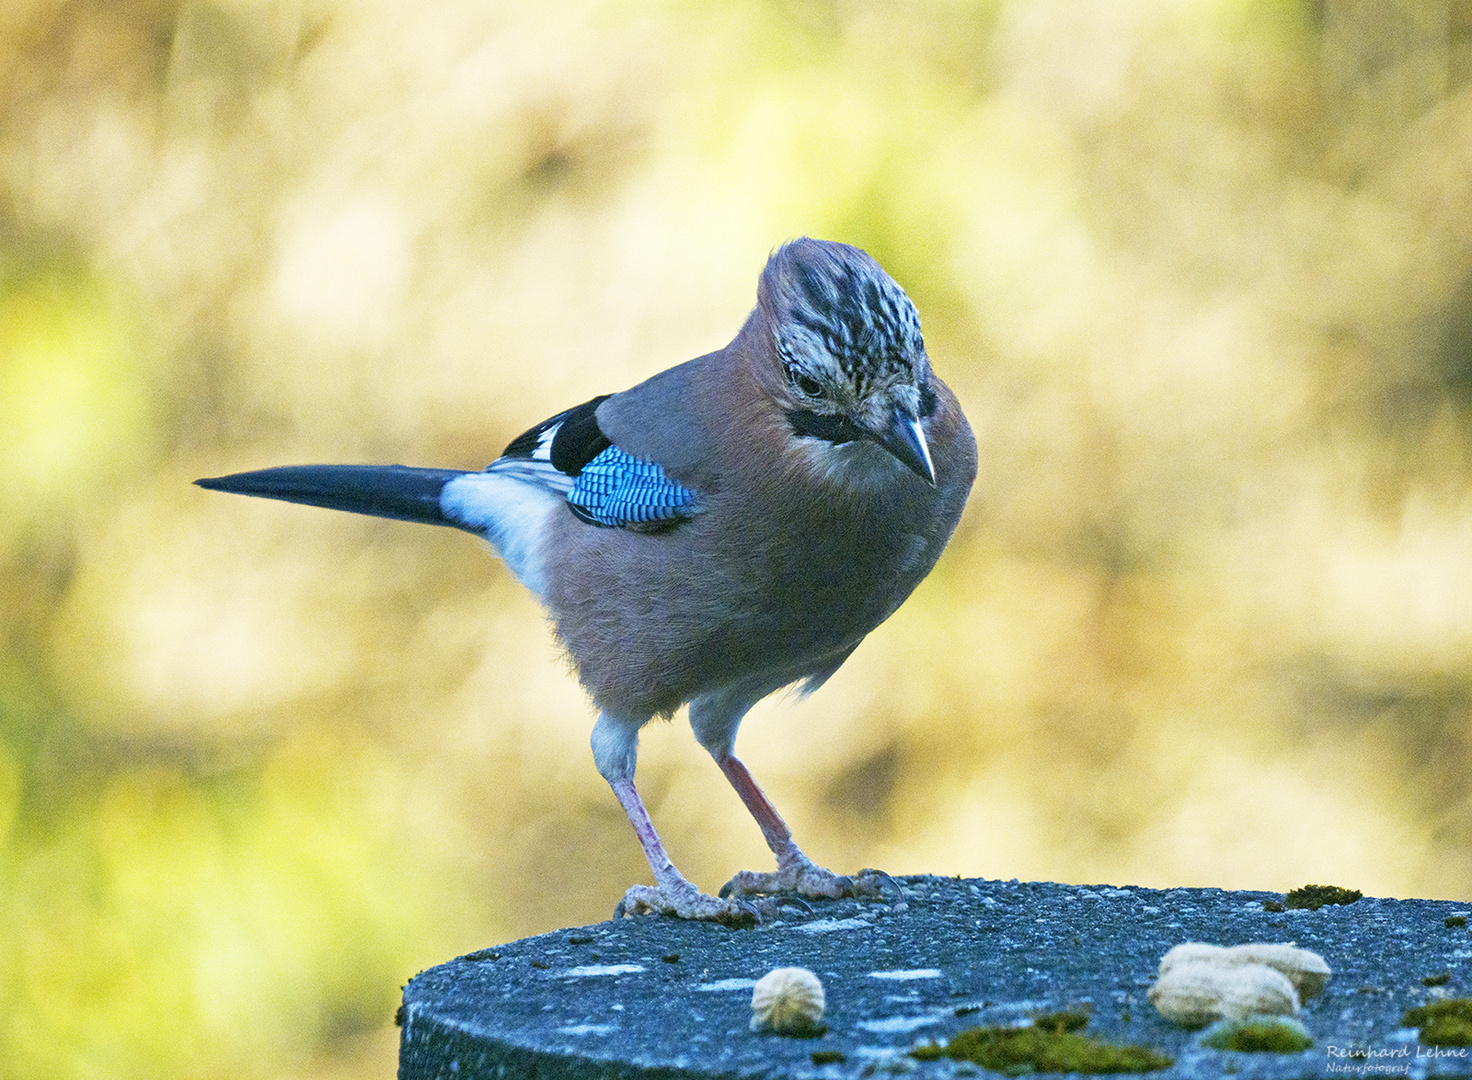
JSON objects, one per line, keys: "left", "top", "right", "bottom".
{"left": 198, "top": 238, "right": 977, "bottom": 925}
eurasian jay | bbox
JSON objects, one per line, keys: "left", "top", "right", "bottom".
{"left": 199, "top": 238, "right": 976, "bottom": 924}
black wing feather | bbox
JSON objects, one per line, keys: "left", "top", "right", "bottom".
{"left": 500, "top": 394, "right": 611, "bottom": 477}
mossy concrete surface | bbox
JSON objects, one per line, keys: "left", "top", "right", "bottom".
{"left": 399, "top": 876, "right": 1472, "bottom": 1079}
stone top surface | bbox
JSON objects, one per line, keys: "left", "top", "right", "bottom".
{"left": 398, "top": 875, "right": 1472, "bottom": 1079}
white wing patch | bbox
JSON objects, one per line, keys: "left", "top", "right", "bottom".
{"left": 484, "top": 454, "right": 575, "bottom": 495}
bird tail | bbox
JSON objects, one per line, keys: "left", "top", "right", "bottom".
{"left": 196, "top": 465, "right": 475, "bottom": 531}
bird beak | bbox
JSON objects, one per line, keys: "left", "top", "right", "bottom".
{"left": 873, "top": 407, "right": 936, "bottom": 485}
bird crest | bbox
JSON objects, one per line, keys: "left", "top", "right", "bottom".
{"left": 761, "top": 238, "right": 928, "bottom": 417}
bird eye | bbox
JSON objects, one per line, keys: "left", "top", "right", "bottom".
{"left": 788, "top": 369, "right": 824, "bottom": 398}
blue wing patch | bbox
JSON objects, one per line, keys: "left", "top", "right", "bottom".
{"left": 569, "top": 445, "right": 703, "bottom": 529}
{"left": 493, "top": 393, "right": 702, "bottom": 530}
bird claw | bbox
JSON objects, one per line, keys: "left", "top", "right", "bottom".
{"left": 613, "top": 883, "right": 759, "bottom": 927}
{"left": 717, "top": 879, "right": 816, "bottom": 916}
{"left": 719, "top": 858, "right": 907, "bottom": 909}
{"left": 777, "top": 895, "right": 816, "bottom": 916}
{"left": 854, "top": 867, "right": 908, "bottom": 909}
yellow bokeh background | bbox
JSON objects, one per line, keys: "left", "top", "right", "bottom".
{"left": 3, "top": 0, "right": 1471, "bottom": 1076}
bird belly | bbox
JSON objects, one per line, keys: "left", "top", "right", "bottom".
{"left": 546, "top": 494, "right": 938, "bottom": 721}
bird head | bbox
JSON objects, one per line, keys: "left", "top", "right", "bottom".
{"left": 758, "top": 238, "right": 936, "bottom": 485}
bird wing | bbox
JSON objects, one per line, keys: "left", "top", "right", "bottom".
{"left": 492, "top": 394, "right": 704, "bottom": 530}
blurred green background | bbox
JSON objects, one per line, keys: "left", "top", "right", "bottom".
{"left": 3, "top": 0, "right": 1471, "bottom": 1075}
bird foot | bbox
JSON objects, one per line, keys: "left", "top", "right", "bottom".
{"left": 613, "top": 882, "right": 762, "bottom": 927}
{"left": 719, "top": 858, "right": 905, "bottom": 906}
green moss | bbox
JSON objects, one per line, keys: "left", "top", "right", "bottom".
{"left": 1446, "top": 916, "right": 1468, "bottom": 929}
{"left": 810, "top": 1050, "right": 846, "bottom": 1065}
{"left": 911, "top": 1020, "right": 1173, "bottom": 1074}
{"left": 1403, "top": 999, "right": 1472, "bottom": 1047}
{"left": 1284, "top": 885, "right": 1362, "bottom": 911}
{"left": 1422, "top": 972, "right": 1452, "bottom": 987}
{"left": 1201, "top": 1017, "right": 1312, "bottom": 1053}
{"left": 1032, "top": 1010, "right": 1092, "bottom": 1034}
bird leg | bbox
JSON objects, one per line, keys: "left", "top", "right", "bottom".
{"left": 595, "top": 711, "right": 756, "bottom": 924}
{"left": 606, "top": 775, "right": 758, "bottom": 927}
{"left": 713, "top": 752, "right": 892, "bottom": 902}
